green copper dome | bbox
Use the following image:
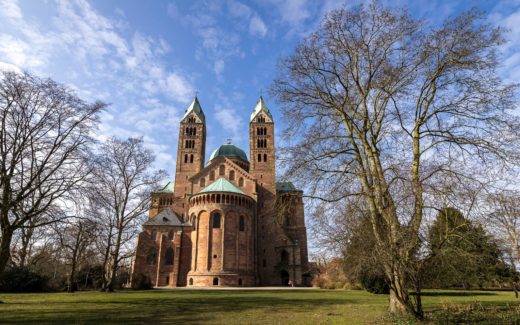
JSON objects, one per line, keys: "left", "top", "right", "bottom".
{"left": 209, "top": 142, "right": 248, "bottom": 162}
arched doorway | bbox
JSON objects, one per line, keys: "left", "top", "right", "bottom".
{"left": 280, "top": 270, "right": 290, "bottom": 286}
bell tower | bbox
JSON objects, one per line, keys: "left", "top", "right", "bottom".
{"left": 249, "top": 97, "right": 277, "bottom": 285}
{"left": 249, "top": 96, "right": 275, "bottom": 181}
{"left": 174, "top": 97, "right": 206, "bottom": 199}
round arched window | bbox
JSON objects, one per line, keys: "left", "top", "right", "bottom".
{"left": 212, "top": 213, "right": 221, "bottom": 228}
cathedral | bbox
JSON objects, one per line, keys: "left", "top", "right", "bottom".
{"left": 131, "top": 97, "right": 309, "bottom": 287}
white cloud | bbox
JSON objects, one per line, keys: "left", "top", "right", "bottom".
{"left": 268, "top": 0, "right": 310, "bottom": 27}
{"left": 214, "top": 59, "right": 225, "bottom": 77}
{"left": 181, "top": 1, "right": 268, "bottom": 78}
{"left": 228, "top": 0, "right": 268, "bottom": 38}
{"left": 164, "top": 73, "right": 194, "bottom": 101}
{"left": 0, "top": 61, "right": 22, "bottom": 73}
{"left": 488, "top": 5, "right": 520, "bottom": 84}
{"left": 214, "top": 107, "right": 244, "bottom": 142}
{"left": 0, "top": 0, "right": 22, "bottom": 20}
{"left": 228, "top": 0, "right": 252, "bottom": 18}
{"left": 0, "top": 0, "right": 196, "bottom": 176}
{"left": 167, "top": 2, "right": 179, "bottom": 18}
{"left": 249, "top": 15, "right": 268, "bottom": 37}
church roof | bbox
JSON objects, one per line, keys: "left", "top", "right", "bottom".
{"left": 181, "top": 96, "right": 205, "bottom": 123}
{"left": 143, "top": 208, "right": 186, "bottom": 227}
{"left": 198, "top": 178, "right": 245, "bottom": 195}
{"left": 155, "top": 181, "right": 174, "bottom": 193}
{"left": 276, "top": 182, "right": 298, "bottom": 192}
{"left": 250, "top": 96, "right": 273, "bottom": 122}
{"left": 208, "top": 142, "right": 248, "bottom": 162}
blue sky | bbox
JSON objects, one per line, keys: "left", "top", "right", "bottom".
{"left": 1, "top": 0, "right": 519, "bottom": 181}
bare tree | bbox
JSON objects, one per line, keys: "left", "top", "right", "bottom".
{"left": 498, "top": 210, "right": 520, "bottom": 299}
{"left": 54, "top": 215, "right": 97, "bottom": 292}
{"left": 0, "top": 71, "right": 104, "bottom": 274}
{"left": 271, "top": 2, "right": 518, "bottom": 317}
{"left": 88, "top": 137, "right": 165, "bottom": 292}
{"left": 486, "top": 191, "right": 520, "bottom": 266}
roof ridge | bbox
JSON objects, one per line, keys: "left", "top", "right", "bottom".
{"left": 188, "top": 156, "right": 256, "bottom": 182}
{"left": 198, "top": 177, "right": 245, "bottom": 195}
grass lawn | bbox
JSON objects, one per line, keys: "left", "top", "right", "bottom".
{"left": 0, "top": 289, "right": 519, "bottom": 324}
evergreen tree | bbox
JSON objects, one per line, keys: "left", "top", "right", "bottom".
{"left": 424, "top": 208, "right": 514, "bottom": 289}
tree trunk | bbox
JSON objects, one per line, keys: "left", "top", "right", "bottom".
{"left": 67, "top": 228, "right": 82, "bottom": 293}
{"left": 67, "top": 259, "right": 77, "bottom": 293}
{"left": 0, "top": 226, "right": 13, "bottom": 273}
{"left": 19, "top": 226, "right": 34, "bottom": 268}
{"left": 388, "top": 282, "right": 409, "bottom": 314}
{"left": 387, "top": 268, "right": 423, "bottom": 318}
{"left": 105, "top": 223, "right": 123, "bottom": 292}
{"left": 100, "top": 227, "right": 113, "bottom": 290}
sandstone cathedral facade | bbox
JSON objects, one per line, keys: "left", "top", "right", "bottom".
{"left": 131, "top": 97, "right": 309, "bottom": 287}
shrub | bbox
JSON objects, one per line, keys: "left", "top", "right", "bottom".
{"left": 131, "top": 273, "right": 151, "bottom": 290}
{"left": 431, "top": 303, "right": 520, "bottom": 324}
{"left": 358, "top": 270, "right": 389, "bottom": 294}
{"left": 0, "top": 267, "right": 49, "bottom": 292}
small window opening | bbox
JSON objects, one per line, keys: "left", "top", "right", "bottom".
{"left": 165, "top": 247, "right": 174, "bottom": 265}
{"left": 239, "top": 216, "right": 245, "bottom": 232}
{"left": 212, "top": 213, "right": 221, "bottom": 228}
{"left": 189, "top": 278, "right": 194, "bottom": 285}
{"left": 213, "top": 277, "right": 219, "bottom": 286}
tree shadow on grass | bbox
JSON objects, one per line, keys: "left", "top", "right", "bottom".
{"left": 0, "top": 291, "right": 357, "bottom": 324}
{"left": 417, "top": 291, "right": 498, "bottom": 297}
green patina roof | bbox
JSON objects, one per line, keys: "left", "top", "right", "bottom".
{"left": 208, "top": 142, "right": 248, "bottom": 162}
{"left": 156, "top": 181, "right": 174, "bottom": 193}
{"left": 199, "top": 178, "right": 245, "bottom": 195}
{"left": 250, "top": 96, "right": 273, "bottom": 122}
{"left": 276, "top": 182, "right": 298, "bottom": 192}
{"left": 182, "top": 96, "right": 205, "bottom": 122}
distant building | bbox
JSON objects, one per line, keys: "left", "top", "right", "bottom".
{"left": 131, "top": 97, "right": 309, "bottom": 287}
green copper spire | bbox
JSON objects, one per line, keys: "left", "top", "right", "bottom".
{"left": 250, "top": 96, "right": 273, "bottom": 122}
{"left": 182, "top": 96, "right": 205, "bottom": 123}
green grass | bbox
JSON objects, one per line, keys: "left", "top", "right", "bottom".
{"left": 0, "top": 289, "right": 519, "bottom": 324}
